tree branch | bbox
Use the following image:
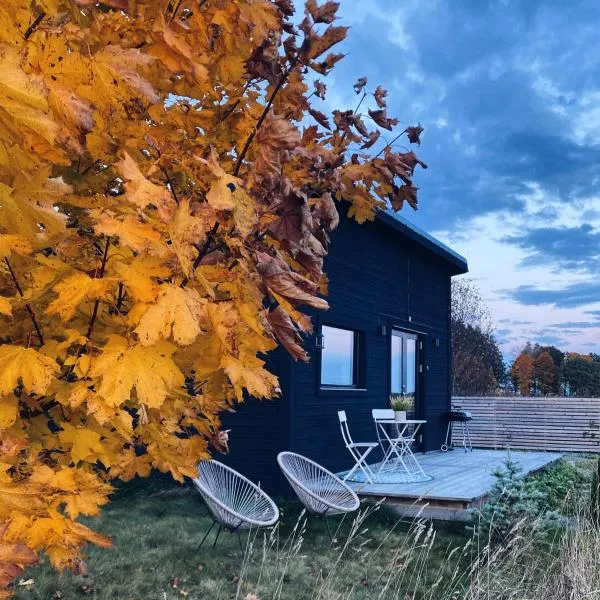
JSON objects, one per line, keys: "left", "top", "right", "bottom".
{"left": 180, "top": 222, "right": 219, "bottom": 288}
{"left": 233, "top": 65, "right": 294, "bottom": 177}
{"left": 81, "top": 160, "right": 100, "bottom": 176}
{"left": 212, "top": 80, "right": 255, "bottom": 130}
{"left": 168, "top": 0, "right": 184, "bottom": 23}
{"left": 336, "top": 91, "right": 368, "bottom": 151}
{"left": 183, "top": 63, "right": 293, "bottom": 285}
{"left": 86, "top": 237, "right": 111, "bottom": 340}
{"left": 4, "top": 258, "right": 44, "bottom": 346}
{"left": 116, "top": 282, "right": 125, "bottom": 310}
{"left": 160, "top": 167, "right": 179, "bottom": 205}
{"left": 24, "top": 12, "right": 45, "bottom": 40}
{"left": 374, "top": 130, "right": 407, "bottom": 159}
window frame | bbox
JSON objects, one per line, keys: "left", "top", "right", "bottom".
{"left": 318, "top": 323, "right": 366, "bottom": 393}
{"left": 390, "top": 328, "right": 419, "bottom": 396}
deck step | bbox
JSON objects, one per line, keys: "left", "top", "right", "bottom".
{"left": 341, "top": 449, "right": 561, "bottom": 521}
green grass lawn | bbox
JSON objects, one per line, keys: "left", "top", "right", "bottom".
{"left": 12, "top": 478, "right": 471, "bottom": 600}
{"left": 12, "top": 456, "right": 596, "bottom": 600}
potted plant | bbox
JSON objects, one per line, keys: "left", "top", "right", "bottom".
{"left": 389, "top": 394, "right": 413, "bottom": 422}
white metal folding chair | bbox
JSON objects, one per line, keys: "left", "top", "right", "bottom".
{"left": 337, "top": 410, "right": 377, "bottom": 484}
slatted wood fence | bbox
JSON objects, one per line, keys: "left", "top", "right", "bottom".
{"left": 452, "top": 397, "right": 600, "bottom": 453}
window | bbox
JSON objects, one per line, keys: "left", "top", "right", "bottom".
{"left": 320, "top": 325, "right": 361, "bottom": 387}
{"left": 391, "top": 330, "right": 418, "bottom": 395}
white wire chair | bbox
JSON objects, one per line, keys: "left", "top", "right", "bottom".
{"left": 193, "top": 460, "right": 279, "bottom": 550}
{"left": 277, "top": 451, "right": 360, "bottom": 540}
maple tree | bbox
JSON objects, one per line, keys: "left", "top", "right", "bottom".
{"left": 533, "top": 351, "right": 557, "bottom": 396}
{"left": 0, "top": 0, "right": 427, "bottom": 592}
{"left": 511, "top": 353, "right": 535, "bottom": 396}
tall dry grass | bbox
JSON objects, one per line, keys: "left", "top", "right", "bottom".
{"left": 234, "top": 499, "right": 600, "bottom": 600}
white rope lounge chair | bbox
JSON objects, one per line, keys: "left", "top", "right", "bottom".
{"left": 193, "top": 460, "right": 279, "bottom": 550}
{"left": 277, "top": 451, "right": 360, "bottom": 541}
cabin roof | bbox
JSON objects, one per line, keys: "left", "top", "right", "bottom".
{"left": 377, "top": 209, "right": 469, "bottom": 276}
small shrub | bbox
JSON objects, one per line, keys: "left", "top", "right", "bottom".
{"left": 590, "top": 457, "right": 600, "bottom": 526}
{"left": 471, "top": 458, "right": 547, "bottom": 546}
{"left": 528, "top": 458, "right": 590, "bottom": 515}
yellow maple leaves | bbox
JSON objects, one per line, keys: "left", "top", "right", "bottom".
{"left": 202, "top": 151, "right": 258, "bottom": 237}
{"left": 0, "top": 298, "right": 11, "bottom": 317}
{"left": 221, "top": 354, "right": 279, "bottom": 400}
{"left": 90, "top": 335, "right": 184, "bottom": 409}
{"left": 0, "top": 181, "right": 65, "bottom": 242}
{"left": 116, "top": 152, "right": 176, "bottom": 221}
{"left": 30, "top": 465, "right": 112, "bottom": 518}
{"left": 114, "top": 257, "right": 170, "bottom": 303}
{"left": 135, "top": 286, "right": 207, "bottom": 346}
{"left": 0, "top": 0, "right": 427, "bottom": 592}
{"left": 58, "top": 424, "right": 104, "bottom": 464}
{"left": 0, "top": 346, "right": 57, "bottom": 396}
{"left": 0, "top": 397, "right": 18, "bottom": 430}
{"left": 46, "top": 273, "right": 114, "bottom": 322}
{"left": 0, "top": 235, "right": 31, "bottom": 258}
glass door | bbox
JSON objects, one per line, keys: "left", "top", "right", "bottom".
{"left": 390, "top": 329, "right": 418, "bottom": 403}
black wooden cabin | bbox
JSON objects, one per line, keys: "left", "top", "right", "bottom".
{"left": 222, "top": 210, "right": 468, "bottom": 494}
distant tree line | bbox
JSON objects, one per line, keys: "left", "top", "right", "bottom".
{"left": 510, "top": 344, "right": 600, "bottom": 397}
{"left": 451, "top": 280, "right": 600, "bottom": 398}
{"left": 451, "top": 279, "right": 505, "bottom": 396}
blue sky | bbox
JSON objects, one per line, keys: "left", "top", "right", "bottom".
{"left": 309, "top": 0, "right": 600, "bottom": 359}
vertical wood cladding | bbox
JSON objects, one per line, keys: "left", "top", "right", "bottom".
{"left": 222, "top": 213, "right": 464, "bottom": 494}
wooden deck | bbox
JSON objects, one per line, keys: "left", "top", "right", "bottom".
{"left": 342, "top": 449, "right": 562, "bottom": 521}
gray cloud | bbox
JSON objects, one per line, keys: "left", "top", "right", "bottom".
{"left": 548, "top": 321, "right": 600, "bottom": 329}
{"left": 331, "top": 0, "right": 600, "bottom": 354}
{"left": 498, "top": 319, "right": 534, "bottom": 326}
{"left": 503, "top": 224, "right": 600, "bottom": 273}
{"left": 507, "top": 282, "right": 600, "bottom": 308}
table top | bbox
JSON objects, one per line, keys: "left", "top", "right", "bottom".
{"left": 375, "top": 419, "right": 427, "bottom": 425}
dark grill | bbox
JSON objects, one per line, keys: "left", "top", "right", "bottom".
{"left": 441, "top": 406, "right": 473, "bottom": 452}
{"left": 448, "top": 410, "right": 472, "bottom": 422}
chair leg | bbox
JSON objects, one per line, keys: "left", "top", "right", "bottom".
{"left": 236, "top": 529, "right": 244, "bottom": 552}
{"left": 358, "top": 447, "right": 376, "bottom": 483}
{"left": 212, "top": 523, "right": 222, "bottom": 547}
{"left": 324, "top": 517, "right": 334, "bottom": 544}
{"left": 377, "top": 443, "right": 392, "bottom": 473}
{"left": 312, "top": 512, "right": 335, "bottom": 545}
{"left": 344, "top": 447, "right": 375, "bottom": 484}
{"left": 466, "top": 422, "right": 473, "bottom": 451}
{"left": 197, "top": 520, "right": 216, "bottom": 551}
{"left": 342, "top": 452, "right": 362, "bottom": 482}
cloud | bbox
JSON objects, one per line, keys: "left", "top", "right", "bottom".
{"left": 548, "top": 321, "right": 600, "bottom": 329}
{"left": 507, "top": 282, "right": 600, "bottom": 308}
{"left": 312, "top": 0, "right": 600, "bottom": 356}
{"left": 498, "top": 319, "right": 534, "bottom": 326}
{"left": 532, "top": 334, "right": 566, "bottom": 347}
{"left": 503, "top": 224, "right": 600, "bottom": 273}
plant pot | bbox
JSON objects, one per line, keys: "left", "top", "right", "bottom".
{"left": 394, "top": 411, "right": 407, "bottom": 422}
